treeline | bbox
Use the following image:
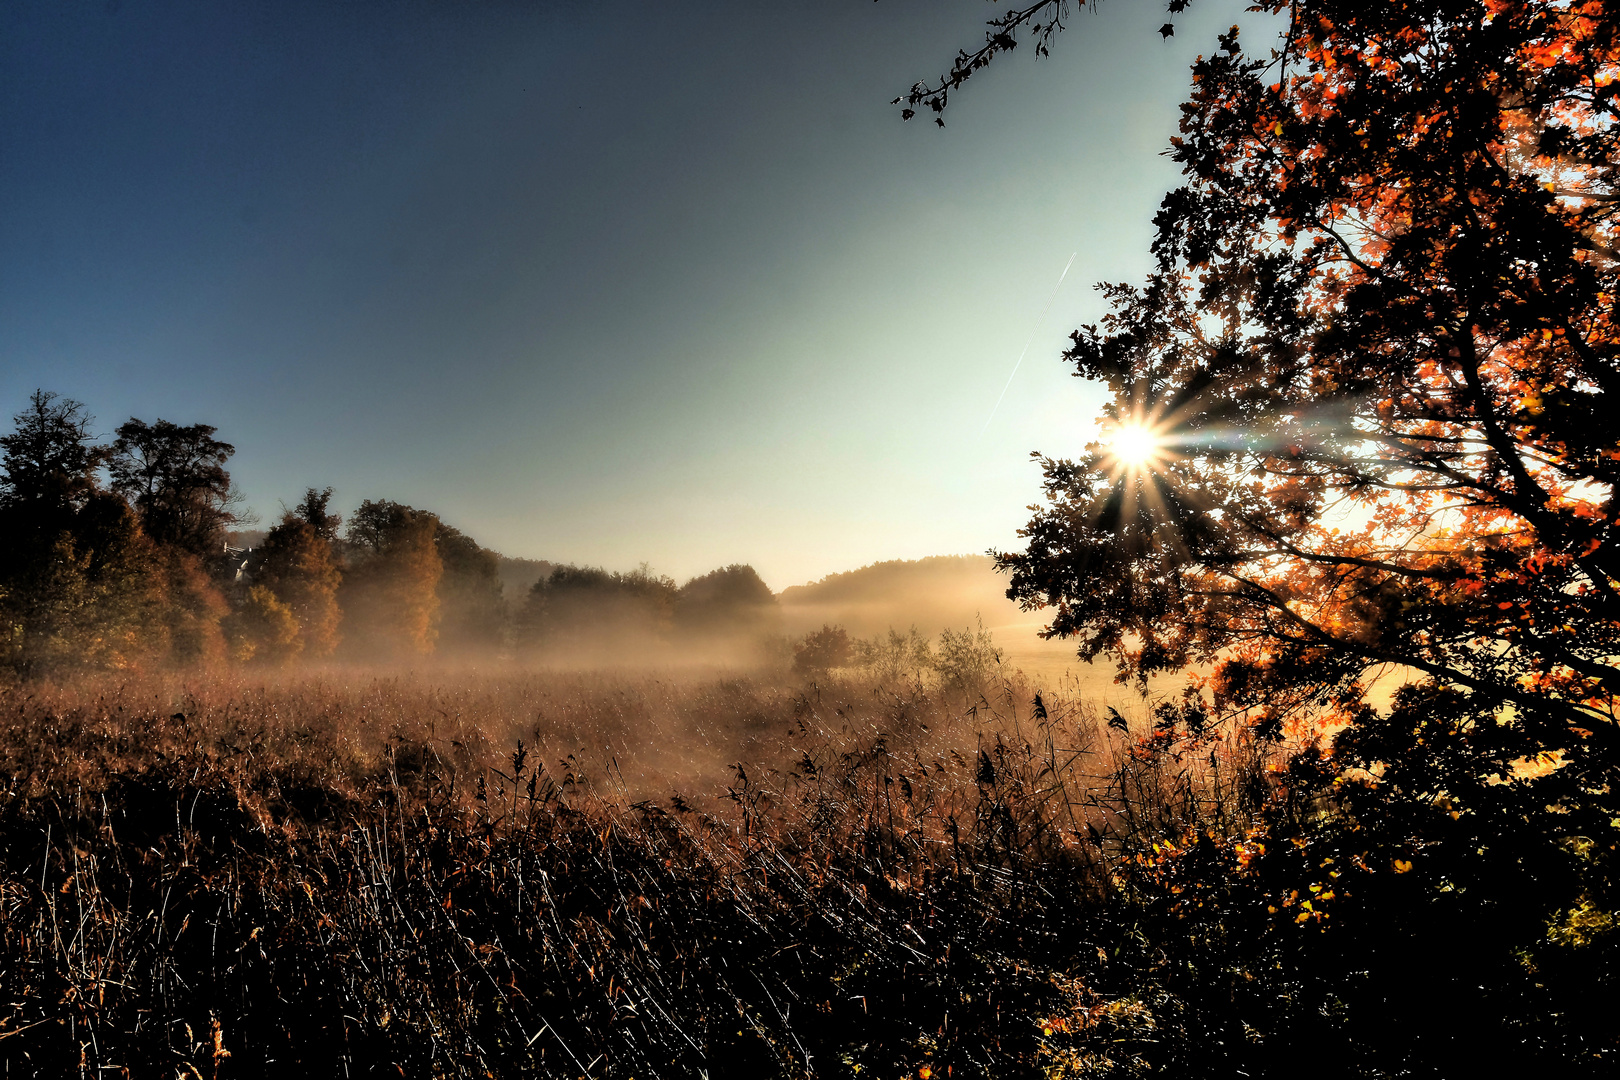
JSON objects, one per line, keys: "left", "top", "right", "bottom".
{"left": 0, "top": 391, "right": 781, "bottom": 675}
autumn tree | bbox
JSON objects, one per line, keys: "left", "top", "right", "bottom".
{"left": 252, "top": 511, "right": 343, "bottom": 659}
{"left": 921, "top": 2, "right": 1620, "bottom": 744}
{"left": 0, "top": 392, "right": 178, "bottom": 673}
{"left": 909, "top": 0, "right": 1620, "bottom": 1071}
{"left": 338, "top": 500, "right": 443, "bottom": 659}
{"left": 224, "top": 584, "right": 303, "bottom": 665}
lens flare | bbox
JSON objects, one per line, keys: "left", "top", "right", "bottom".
{"left": 1108, "top": 423, "right": 1161, "bottom": 467}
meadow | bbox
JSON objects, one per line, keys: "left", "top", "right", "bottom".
{"left": 0, "top": 664, "right": 1286, "bottom": 1078}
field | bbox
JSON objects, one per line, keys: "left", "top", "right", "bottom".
{"left": 0, "top": 664, "right": 1278, "bottom": 1078}
{"left": 2, "top": 664, "right": 1608, "bottom": 1079}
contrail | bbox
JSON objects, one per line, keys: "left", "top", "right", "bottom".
{"left": 979, "top": 250, "right": 1078, "bottom": 439}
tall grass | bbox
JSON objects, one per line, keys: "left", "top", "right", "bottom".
{"left": 0, "top": 668, "right": 1300, "bottom": 1077}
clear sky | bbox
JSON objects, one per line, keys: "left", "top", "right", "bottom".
{"left": 2, "top": 0, "right": 1251, "bottom": 590}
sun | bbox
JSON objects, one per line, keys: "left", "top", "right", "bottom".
{"left": 1107, "top": 422, "right": 1162, "bottom": 467}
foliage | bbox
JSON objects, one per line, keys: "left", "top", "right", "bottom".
{"left": 519, "top": 563, "right": 679, "bottom": 659}
{"left": 343, "top": 497, "right": 419, "bottom": 555}
{"left": 0, "top": 400, "right": 803, "bottom": 672}
{"left": 224, "top": 583, "right": 304, "bottom": 664}
{"left": 253, "top": 513, "right": 343, "bottom": 658}
{"left": 673, "top": 564, "right": 783, "bottom": 666}
{"left": 853, "top": 625, "right": 937, "bottom": 683}
{"left": 0, "top": 494, "right": 163, "bottom": 674}
{"left": 677, "top": 563, "right": 781, "bottom": 640}
{"left": 994, "top": 0, "right": 1620, "bottom": 744}
{"left": 435, "top": 520, "right": 506, "bottom": 654}
{"left": 150, "top": 545, "right": 230, "bottom": 666}
{"left": 339, "top": 501, "right": 444, "bottom": 659}
{"left": 791, "top": 623, "right": 853, "bottom": 676}
{"left": 292, "top": 485, "right": 342, "bottom": 542}
{"left": 913, "top": 0, "right": 1620, "bottom": 1072}
{"left": 0, "top": 394, "right": 191, "bottom": 675}
{"left": 108, "top": 417, "right": 244, "bottom": 556}
{"left": 338, "top": 499, "right": 500, "bottom": 656}
{"left": 934, "top": 616, "right": 1005, "bottom": 692}
{"left": 791, "top": 620, "right": 1004, "bottom": 692}
{"left": 0, "top": 390, "right": 105, "bottom": 522}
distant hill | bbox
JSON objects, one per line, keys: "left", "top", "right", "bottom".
{"left": 778, "top": 555, "right": 1020, "bottom": 638}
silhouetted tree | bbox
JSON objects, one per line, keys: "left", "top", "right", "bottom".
{"left": 792, "top": 624, "right": 852, "bottom": 677}
{"left": 108, "top": 418, "right": 243, "bottom": 556}
{"left": 0, "top": 390, "right": 105, "bottom": 530}
{"left": 675, "top": 564, "right": 781, "bottom": 652}
{"left": 435, "top": 522, "right": 504, "bottom": 654}
{"left": 292, "top": 486, "right": 342, "bottom": 542}
{"left": 344, "top": 498, "right": 413, "bottom": 555}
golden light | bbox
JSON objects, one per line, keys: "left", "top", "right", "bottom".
{"left": 1108, "top": 422, "right": 1162, "bottom": 467}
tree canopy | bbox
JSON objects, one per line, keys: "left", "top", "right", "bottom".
{"left": 0, "top": 390, "right": 105, "bottom": 522}
{"left": 902, "top": 3, "right": 1620, "bottom": 1066}
{"left": 938, "top": 1, "right": 1620, "bottom": 761}
{"left": 108, "top": 418, "right": 242, "bottom": 556}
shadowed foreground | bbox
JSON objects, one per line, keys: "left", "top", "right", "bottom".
{"left": 0, "top": 672, "right": 1610, "bottom": 1078}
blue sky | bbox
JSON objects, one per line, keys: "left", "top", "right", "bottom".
{"left": 2, "top": 0, "right": 1253, "bottom": 588}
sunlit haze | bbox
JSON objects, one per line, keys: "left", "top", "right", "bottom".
{"left": 1, "top": 0, "right": 1246, "bottom": 588}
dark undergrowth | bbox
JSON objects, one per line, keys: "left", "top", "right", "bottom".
{"left": 0, "top": 673, "right": 1613, "bottom": 1078}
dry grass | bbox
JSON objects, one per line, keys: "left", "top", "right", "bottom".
{"left": 0, "top": 665, "right": 1271, "bottom": 1078}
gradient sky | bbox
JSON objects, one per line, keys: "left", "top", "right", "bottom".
{"left": 2, "top": 0, "right": 1254, "bottom": 590}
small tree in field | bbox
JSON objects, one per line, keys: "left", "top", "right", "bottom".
{"left": 934, "top": 617, "right": 1003, "bottom": 693}
{"left": 792, "top": 624, "right": 852, "bottom": 677}
{"left": 853, "top": 626, "right": 935, "bottom": 684}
